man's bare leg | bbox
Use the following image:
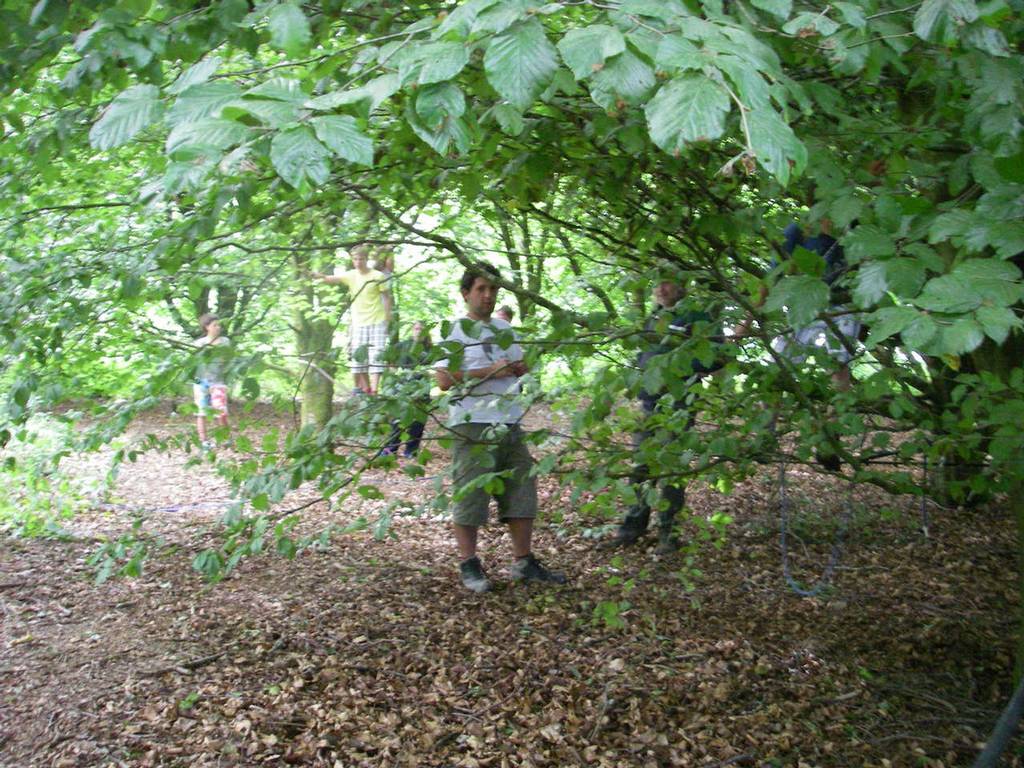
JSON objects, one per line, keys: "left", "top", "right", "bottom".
{"left": 454, "top": 523, "right": 479, "bottom": 560}
{"left": 507, "top": 518, "right": 533, "bottom": 559}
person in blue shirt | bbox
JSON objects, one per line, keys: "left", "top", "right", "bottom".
{"left": 771, "top": 218, "right": 861, "bottom": 390}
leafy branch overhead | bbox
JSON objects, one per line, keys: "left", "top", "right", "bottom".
{"left": 78, "top": 1, "right": 827, "bottom": 188}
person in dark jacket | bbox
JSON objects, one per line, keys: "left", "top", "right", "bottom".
{"left": 382, "top": 321, "right": 432, "bottom": 458}
{"left": 601, "top": 280, "right": 721, "bottom": 554}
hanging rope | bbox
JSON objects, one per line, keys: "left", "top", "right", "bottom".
{"left": 94, "top": 499, "right": 233, "bottom": 514}
{"left": 920, "top": 453, "right": 931, "bottom": 537}
{"left": 777, "top": 458, "right": 856, "bottom": 598}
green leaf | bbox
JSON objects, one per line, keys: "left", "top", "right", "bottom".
{"left": 747, "top": 108, "right": 806, "bottom": 185}
{"left": 865, "top": 306, "right": 919, "bottom": 348}
{"left": 89, "top": 85, "right": 163, "bottom": 150}
{"left": 484, "top": 19, "right": 559, "bottom": 110}
{"left": 557, "top": 25, "right": 626, "bottom": 80}
{"left": 716, "top": 55, "right": 772, "bottom": 110}
{"left": 417, "top": 42, "right": 470, "bottom": 85}
{"left": 751, "top": 0, "right": 792, "bottom": 19}
{"left": 407, "top": 105, "right": 472, "bottom": 156}
{"left": 983, "top": 221, "right": 1024, "bottom": 259}
{"left": 619, "top": 0, "right": 689, "bottom": 20}
{"left": 416, "top": 83, "right": 466, "bottom": 130}
{"left": 913, "top": 0, "right": 979, "bottom": 42}
{"left": 951, "top": 258, "right": 1022, "bottom": 305}
{"left": 941, "top": 317, "right": 985, "bottom": 354}
{"left": 165, "top": 118, "right": 249, "bottom": 153}
{"left": 765, "top": 275, "right": 830, "bottom": 327}
{"left": 829, "top": 195, "right": 863, "bottom": 228}
{"left": 167, "top": 82, "right": 242, "bottom": 127}
{"left": 790, "top": 246, "right": 825, "bottom": 278}
{"left": 305, "top": 74, "right": 400, "bottom": 111}
{"left": 29, "top": 0, "right": 50, "bottom": 25}
{"left": 168, "top": 57, "right": 222, "bottom": 95}
{"left": 977, "top": 187, "right": 1024, "bottom": 222}
{"left": 590, "top": 51, "right": 656, "bottom": 110}
{"left": 715, "top": 26, "right": 784, "bottom": 74}
{"left": 901, "top": 313, "right": 939, "bottom": 350}
{"left": 962, "top": 23, "right": 1010, "bottom": 56}
{"left": 843, "top": 226, "right": 897, "bottom": 262}
{"left": 246, "top": 77, "right": 306, "bottom": 103}
{"left": 311, "top": 115, "right": 374, "bottom": 167}
{"left": 473, "top": 0, "right": 529, "bottom": 34}
{"left": 994, "top": 152, "right": 1024, "bottom": 183}
{"left": 783, "top": 11, "right": 840, "bottom": 37}
{"left": 268, "top": 2, "right": 311, "bottom": 57}
{"left": 164, "top": 158, "right": 216, "bottom": 194}
{"left": 435, "top": 0, "right": 501, "bottom": 36}
{"left": 835, "top": 2, "right": 867, "bottom": 28}
{"left": 490, "top": 103, "right": 526, "bottom": 135}
{"left": 644, "top": 73, "right": 730, "bottom": 155}
{"left": 270, "top": 126, "right": 330, "bottom": 188}
{"left": 903, "top": 243, "right": 946, "bottom": 273}
{"left": 884, "top": 257, "right": 927, "bottom": 297}
{"left": 654, "top": 34, "right": 705, "bottom": 72}
{"left": 225, "top": 98, "right": 299, "bottom": 126}
{"left": 976, "top": 305, "right": 1017, "bottom": 344}
{"left": 914, "top": 274, "right": 983, "bottom": 313}
{"left": 928, "top": 209, "right": 972, "bottom": 243}
{"left": 853, "top": 261, "right": 888, "bottom": 307}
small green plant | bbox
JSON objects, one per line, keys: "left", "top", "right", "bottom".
{"left": 87, "top": 517, "right": 154, "bottom": 584}
{"left": 592, "top": 599, "right": 631, "bottom": 630}
{"left": 0, "top": 414, "right": 107, "bottom": 537}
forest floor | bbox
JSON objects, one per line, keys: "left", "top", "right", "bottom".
{"left": 0, "top": 402, "right": 1019, "bottom": 768}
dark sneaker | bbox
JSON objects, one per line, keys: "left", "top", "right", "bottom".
{"left": 654, "top": 534, "right": 680, "bottom": 556}
{"left": 510, "top": 554, "right": 567, "bottom": 584}
{"left": 459, "top": 556, "right": 491, "bottom": 593}
{"left": 598, "top": 528, "right": 644, "bottom": 550}
{"left": 815, "top": 450, "right": 842, "bottom": 472}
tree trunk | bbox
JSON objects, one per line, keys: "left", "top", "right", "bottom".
{"left": 292, "top": 249, "right": 338, "bottom": 428}
{"left": 294, "top": 309, "right": 337, "bottom": 429}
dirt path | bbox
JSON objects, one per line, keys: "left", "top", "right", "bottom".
{"left": 0, "top": 406, "right": 1018, "bottom": 767}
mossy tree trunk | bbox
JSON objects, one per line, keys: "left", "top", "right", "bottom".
{"left": 293, "top": 257, "right": 337, "bottom": 429}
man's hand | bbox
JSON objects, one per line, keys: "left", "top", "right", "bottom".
{"left": 435, "top": 368, "right": 456, "bottom": 391}
{"left": 489, "top": 357, "right": 513, "bottom": 377}
{"left": 510, "top": 360, "right": 528, "bottom": 377}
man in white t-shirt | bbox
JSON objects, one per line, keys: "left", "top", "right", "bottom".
{"left": 434, "top": 263, "right": 565, "bottom": 593}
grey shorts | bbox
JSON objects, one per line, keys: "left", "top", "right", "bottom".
{"left": 772, "top": 312, "right": 861, "bottom": 365}
{"left": 450, "top": 423, "right": 537, "bottom": 527}
{"left": 349, "top": 322, "right": 388, "bottom": 374}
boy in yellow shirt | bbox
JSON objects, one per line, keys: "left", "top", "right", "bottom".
{"left": 312, "top": 245, "right": 393, "bottom": 394}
